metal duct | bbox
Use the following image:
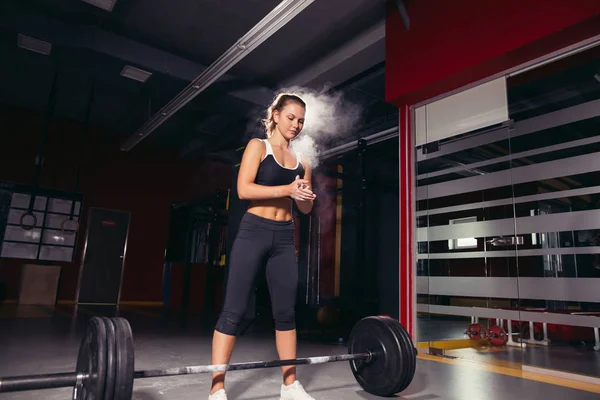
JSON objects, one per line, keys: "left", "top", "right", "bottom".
{"left": 320, "top": 126, "right": 399, "bottom": 160}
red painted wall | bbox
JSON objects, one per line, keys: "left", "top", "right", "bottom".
{"left": 398, "top": 105, "right": 414, "bottom": 335}
{"left": 0, "top": 103, "right": 231, "bottom": 303}
{"left": 385, "top": 0, "right": 600, "bottom": 106}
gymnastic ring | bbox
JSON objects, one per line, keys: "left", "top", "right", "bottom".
{"left": 20, "top": 212, "right": 38, "bottom": 230}
{"left": 61, "top": 218, "right": 79, "bottom": 236}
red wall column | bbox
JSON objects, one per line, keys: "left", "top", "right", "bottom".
{"left": 312, "top": 171, "right": 337, "bottom": 299}
{"left": 398, "top": 105, "right": 415, "bottom": 337}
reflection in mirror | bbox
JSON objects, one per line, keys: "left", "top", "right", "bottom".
{"left": 415, "top": 43, "right": 600, "bottom": 377}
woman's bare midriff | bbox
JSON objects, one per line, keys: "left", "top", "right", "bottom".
{"left": 247, "top": 198, "right": 294, "bottom": 221}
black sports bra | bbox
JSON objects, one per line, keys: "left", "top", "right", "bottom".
{"left": 254, "top": 139, "right": 305, "bottom": 187}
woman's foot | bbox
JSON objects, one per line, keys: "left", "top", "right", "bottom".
{"left": 280, "top": 380, "right": 315, "bottom": 400}
{"left": 208, "top": 388, "right": 227, "bottom": 400}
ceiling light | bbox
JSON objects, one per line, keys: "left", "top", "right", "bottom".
{"left": 17, "top": 34, "right": 52, "bottom": 55}
{"left": 81, "top": 0, "right": 117, "bottom": 12}
{"left": 120, "top": 65, "right": 152, "bottom": 83}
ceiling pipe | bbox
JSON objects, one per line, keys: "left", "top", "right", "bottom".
{"left": 120, "top": 0, "right": 315, "bottom": 152}
{"left": 320, "top": 126, "right": 399, "bottom": 160}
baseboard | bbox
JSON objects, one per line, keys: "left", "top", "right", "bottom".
{"left": 119, "top": 301, "right": 163, "bottom": 307}
{"left": 417, "top": 338, "right": 488, "bottom": 352}
{"left": 2, "top": 299, "right": 71, "bottom": 306}
{"left": 2, "top": 300, "right": 164, "bottom": 307}
{"left": 522, "top": 365, "right": 600, "bottom": 386}
{"left": 76, "top": 301, "right": 164, "bottom": 307}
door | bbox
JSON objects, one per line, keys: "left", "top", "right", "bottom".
{"left": 415, "top": 123, "right": 520, "bottom": 365}
{"left": 77, "top": 208, "right": 130, "bottom": 304}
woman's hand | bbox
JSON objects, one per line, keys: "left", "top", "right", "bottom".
{"left": 288, "top": 175, "right": 316, "bottom": 202}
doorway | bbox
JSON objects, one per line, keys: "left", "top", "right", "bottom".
{"left": 77, "top": 207, "right": 130, "bottom": 305}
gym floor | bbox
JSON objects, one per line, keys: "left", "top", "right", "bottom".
{"left": 0, "top": 304, "right": 599, "bottom": 400}
{"left": 417, "top": 317, "right": 600, "bottom": 377}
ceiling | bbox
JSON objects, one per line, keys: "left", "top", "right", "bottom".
{"left": 0, "top": 0, "right": 398, "bottom": 166}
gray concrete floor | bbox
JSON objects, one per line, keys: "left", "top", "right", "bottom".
{"left": 0, "top": 306, "right": 598, "bottom": 399}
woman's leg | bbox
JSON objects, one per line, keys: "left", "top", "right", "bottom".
{"left": 210, "top": 217, "right": 269, "bottom": 395}
{"left": 275, "top": 329, "right": 298, "bottom": 385}
{"left": 267, "top": 227, "right": 315, "bottom": 399}
{"left": 210, "top": 331, "right": 236, "bottom": 394}
{"left": 265, "top": 226, "right": 300, "bottom": 385}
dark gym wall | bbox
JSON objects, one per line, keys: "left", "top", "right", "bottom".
{"left": 338, "top": 147, "right": 399, "bottom": 319}
{"left": 311, "top": 169, "right": 339, "bottom": 299}
{"left": 339, "top": 156, "right": 360, "bottom": 306}
{"left": 368, "top": 152, "right": 400, "bottom": 319}
{"left": 0, "top": 103, "right": 231, "bottom": 303}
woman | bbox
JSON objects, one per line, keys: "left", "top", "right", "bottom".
{"left": 209, "top": 93, "right": 317, "bottom": 400}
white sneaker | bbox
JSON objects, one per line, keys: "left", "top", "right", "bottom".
{"left": 208, "top": 389, "right": 228, "bottom": 400}
{"left": 280, "top": 381, "right": 315, "bottom": 400}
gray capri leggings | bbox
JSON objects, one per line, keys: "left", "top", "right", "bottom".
{"left": 215, "top": 212, "right": 298, "bottom": 335}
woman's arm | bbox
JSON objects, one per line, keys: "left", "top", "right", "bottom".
{"left": 237, "top": 139, "right": 311, "bottom": 201}
{"left": 295, "top": 155, "right": 315, "bottom": 214}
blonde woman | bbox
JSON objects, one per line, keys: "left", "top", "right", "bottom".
{"left": 209, "top": 93, "right": 317, "bottom": 400}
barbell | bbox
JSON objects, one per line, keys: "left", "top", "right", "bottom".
{"left": 0, "top": 315, "right": 417, "bottom": 399}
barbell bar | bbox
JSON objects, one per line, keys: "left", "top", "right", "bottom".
{"left": 0, "top": 315, "right": 417, "bottom": 398}
{"left": 133, "top": 352, "right": 374, "bottom": 378}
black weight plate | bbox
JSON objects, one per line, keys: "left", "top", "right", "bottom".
{"left": 378, "top": 317, "right": 409, "bottom": 394}
{"left": 399, "top": 319, "right": 417, "bottom": 389}
{"left": 381, "top": 316, "right": 417, "bottom": 394}
{"left": 75, "top": 317, "right": 107, "bottom": 400}
{"left": 102, "top": 317, "right": 116, "bottom": 400}
{"left": 112, "top": 317, "right": 135, "bottom": 400}
{"left": 379, "top": 316, "right": 416, "bottom": 394}
{"left": 347, "top": 316, "right": 406, "bottom": 397}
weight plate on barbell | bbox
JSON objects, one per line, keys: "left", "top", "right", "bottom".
{"left": 347, "top": 316, "right": 412, "bottom": 397}
{"left": 102, "top": 317, "right": 116, "bottom": 400}
{"left": 74, "top": 317, "right": 107, "bottom": 400}
{"left": 488, "top": 325, "right": 508, "bottom": 346}
{"left": 112, "top": 317, "right": 135, "bottom": 400}
{"left": 382, "top": 316, "right": 417, "bottom": 394}
{"left": 466, "top": 323, "right": 487, "bottom": 340}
